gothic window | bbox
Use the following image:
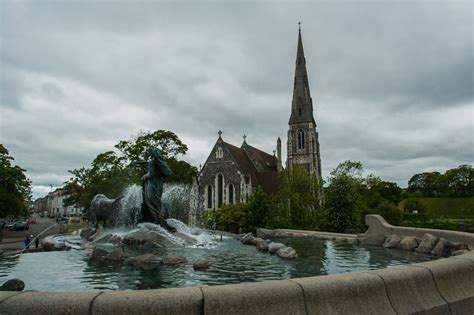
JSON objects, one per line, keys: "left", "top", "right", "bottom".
{"left": 228, "top": 184, "right": 234, "bottom": 204}
{"left": 215, "top": 147, "right": 223, "bottom": 159}
{"left": 298, "top": 129, "right": 305, "bottom": 150}
{"left": 207, "top": 185, "right": 213, "bottom": 209}
{"left": 217, "top": 174, "right": 223, "bottom": 208}
{"left": 298, "top": 108, "right": 302, "bottom": 116}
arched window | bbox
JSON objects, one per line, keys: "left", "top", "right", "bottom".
{"left": 298, "top": 129, "right": 305, "bottom": 150}
{"left": 216, "top": 147, "right": 223, "bottom": 159}
{"left": 217, "top": 174, "right": 223, "bottom": 208}
{"left": 228, "top": 184, "right": 234, "bottom": 204}
{"left": 207, "top": 185, "right": 213, "bottom": 209}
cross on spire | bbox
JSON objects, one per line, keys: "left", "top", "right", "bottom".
{"left": 298, "top": 21, "right": 301, "bottom": 31}
{"left": 243, "top": 134, "right": 247, "bottom": 142}
{"left": 218, "top": 130, "right": 222, "bottom": 137}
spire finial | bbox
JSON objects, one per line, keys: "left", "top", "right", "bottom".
{"left": 298, "top": 21, "right": 301, "bottom": 32}
{"left": 243, "top": 134, "right": 247, "bottom": 143}
{"left": 218, "top": 130, "right": 222, "bottom": 138}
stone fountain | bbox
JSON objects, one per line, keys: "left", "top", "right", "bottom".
{"left": 42, "top": 147, "right": 212, "bottom": 268}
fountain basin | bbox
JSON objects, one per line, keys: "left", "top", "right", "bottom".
{"left": 0, "top": 215, "right": 473, "bottom": 314}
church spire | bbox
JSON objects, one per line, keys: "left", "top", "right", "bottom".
{"left": 289, "top": 24, "right": 314, "bottom": 125}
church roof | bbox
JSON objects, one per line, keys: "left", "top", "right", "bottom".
{"left": 223, "top": 141, "right": 279, "bottom": 195}
{"left": 224, "top": 142, "right": 259, "bottom": 184}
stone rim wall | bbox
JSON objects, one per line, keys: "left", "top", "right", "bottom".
{"left": 1, "top": 215, "right": 473, "bottom": 314}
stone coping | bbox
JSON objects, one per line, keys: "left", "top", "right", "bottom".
{"left": 1, "top": 215, "right": 473, "bottom": 314}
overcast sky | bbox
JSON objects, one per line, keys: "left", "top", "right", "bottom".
{"left": 1, "top": 1, "right": 472, "bottom": 199}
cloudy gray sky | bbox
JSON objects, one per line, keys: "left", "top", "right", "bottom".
{"left": 1, "top": 1, "right": 472, "bottom": 199}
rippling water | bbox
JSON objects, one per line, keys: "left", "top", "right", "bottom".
{"left": 0, "top": 237, "right": 432, "bottom": 291}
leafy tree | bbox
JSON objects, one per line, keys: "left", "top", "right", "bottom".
{"left": 408, "top": 172, "right": 442, "bottom": 197}
{"left": 203, "top": 203, "right": 251, "bottom": 233}
{"left": 324, "top": 161, "right": 365, "bottom": 232}
{"left": 0, "top": 144, "right": 32, "bottom": 218}
{"left": 407, "top": 165, "right": 473, "bottom": 198}
{"left": 441, "top": 165, "right": 473, "bottom": 197}
{"left": 276, "top": 165, "right": 322, "bottom": 230}
{"left": 247, "top": 187, "right": 272, "bottom": 230}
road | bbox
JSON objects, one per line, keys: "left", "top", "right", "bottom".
{"left": 0, "top": 214, "right": 60, "bottom": 252}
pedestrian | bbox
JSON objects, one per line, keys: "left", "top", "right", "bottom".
{"left": 35, "top": 236, "right": 39, "bottom": 248}
{"left": 24, "top": 235, "right": 31, "bottom": 250}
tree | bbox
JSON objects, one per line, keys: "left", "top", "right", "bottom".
{"left": 441, "top": 165, "right": 473, "bottom": 197}
{"left": 408, "top": 172, "right": 442, "bottom": 197}
{"left": 276, "top": 165, "right": 322, "bottom": 229}
{"left": 0, "top": 144, "right": 32, "bottom": 218}
{"left": 325, "top": 161, "right": 365, "bottom": 232}
{"left": 247, "top": 187, "right": 272, "bottom": 230}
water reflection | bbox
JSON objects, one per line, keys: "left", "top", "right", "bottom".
{"left": 0, "top": 237, "right": 432, "bottom": 291}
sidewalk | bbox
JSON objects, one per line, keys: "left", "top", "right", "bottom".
{"left": 0, "top": 215, "right": 60, "bottom": 253}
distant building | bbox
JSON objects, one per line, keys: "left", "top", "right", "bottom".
{"left": 34, "top": 188, "right": 83, "bottom": 217}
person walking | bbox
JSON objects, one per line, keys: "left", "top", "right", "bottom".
{"left": 23, "top": 235, "right": 31, "bottom": 251}
{"left": 35, "top": 236, "right": 39, "bottom": 248}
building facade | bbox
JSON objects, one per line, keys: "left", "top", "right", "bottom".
{"left": 192, "top": 133, "right": 280, "bottom": 219}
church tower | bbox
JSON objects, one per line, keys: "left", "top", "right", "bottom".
{"left": 287, "top": 25, "right": 322, "bottom": 182}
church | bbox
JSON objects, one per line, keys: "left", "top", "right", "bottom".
{"left": 191, "top": 27, "right": 321, "bottom": 216}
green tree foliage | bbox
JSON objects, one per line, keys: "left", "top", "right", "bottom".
{"left": 275, "top": 165, "right": 322, "bottom": 230}
{"left": 64, "top": 130, "right": 197, "bottom": 211}
{"left": 0, "top": 144, "right": 32, "bottom": 217}
{"left": 202, "top": 203, "right": 251, "bottom": 233}
{"left": 408, "top": 165, "right": 473, "bottom": 198}
{"left": 247, "top": 187, "right": 272, "bottom": 230}
{"left": 324, "top": 161, "right": 365, "bottom": 232}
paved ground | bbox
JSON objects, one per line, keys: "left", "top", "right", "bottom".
{"left": 0, "top": 214, "right": 60, "bottom": 253}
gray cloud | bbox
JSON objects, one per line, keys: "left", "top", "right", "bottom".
{"left": 0, "top": 1, "right": 472, "bottom": 198}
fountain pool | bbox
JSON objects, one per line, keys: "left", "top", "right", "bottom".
{"left": 0, "top": 236, "right": 432, "bottom": 292}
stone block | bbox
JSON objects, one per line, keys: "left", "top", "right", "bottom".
{"left": 201, "top": 279, "right": 305, "bottom": 315}
{"left": 397, "top": 236, "right": 418, "bottom": 250}
{"left": 256, "top": 228, "right": 274, "bottom": 239}
{"left": 93, "top": 287, "right": 203, "bottom": 315}
{"left": 292, "top": 272, "right": 395, "bottom": 314}
{"left": 358, "top": 234, "right": 386, "bottom": 246}
{"left": 0, "top": 291, "right": 100, "bottom": 315}
{"left": 415, "top": 258, "right": 474, "bottom": 314}
{"left": 415, "top": 233, "right": 438, "bottom": 254}
{"left": 370, "top": 265, "right": 448, "bottom": 314}
{"left": 431, "top": 238, "right": 448, "bottom": 257}
{"left": 383, "top": 235, "right": 402, "bottom": 248}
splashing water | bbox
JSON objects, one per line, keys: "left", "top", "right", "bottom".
{"left": 117, "top": 185, "right": 142, "bottom": 226}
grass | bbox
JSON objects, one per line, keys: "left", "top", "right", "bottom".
{"left": 397, "top": 197, "right": 474, "bottom": 231}
{"left": 399, "top": 197, "right": 474, "bottom": 219}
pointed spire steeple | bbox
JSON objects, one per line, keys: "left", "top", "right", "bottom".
{"left": 289, "top": 24, "right": 315, "bottom": 125}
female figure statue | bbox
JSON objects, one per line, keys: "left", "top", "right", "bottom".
{"left": 133, "top": 147, "right": 175, "bottom": 231}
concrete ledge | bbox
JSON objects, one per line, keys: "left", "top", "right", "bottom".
{"left": 369, "top": 265, "right": 449, "bottom": 314}
{"left": 0, "top": 291, "right": 101, "bottom": 315}
{"left": 201, "top": 279, "right": 305, "bottom": 315}
{"left": 292, "top": 272, "right": 396, "bottom": 314}
{"left": 364, "top": 214, "right": 474, "bottom": 249}
{"left": 412, "top": 258, "right": 474, "bottom": 314}
{"left": 92, "top": 287, "right": 203, "bottom": 315}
